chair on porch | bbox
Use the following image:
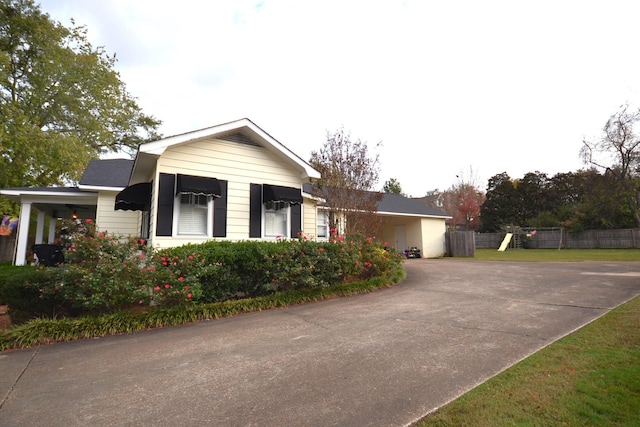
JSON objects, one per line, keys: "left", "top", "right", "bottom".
{"left": 32, "top": 244, "right": 65, "bottom": 267}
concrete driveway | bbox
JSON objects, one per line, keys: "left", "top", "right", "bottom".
{"left": 1, "top": 259, "right": 639, "bottom": 426}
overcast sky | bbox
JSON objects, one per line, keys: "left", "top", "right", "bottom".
{"left": 37, "top": 0, "right": 640, "bottom": 196}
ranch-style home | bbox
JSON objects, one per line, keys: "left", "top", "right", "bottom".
{"left": 1, "top": 119, "right": 450, "bottom": 266}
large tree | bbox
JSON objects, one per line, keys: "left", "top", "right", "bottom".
{"left": 479, "top": 169, "right": 636, "bottom": 232}
{"left": 479, "top": 172, "right": 518, "bottom": 232}
{"left": 581, "top": 104, "right": 640, "bottom": 227}
{"left": 309, "top": 127, "right": 382, "bottom": 236}
{"left": 0, "top": 0, "right": 161, "bottom": 195}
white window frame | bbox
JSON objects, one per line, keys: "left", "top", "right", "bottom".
{"left": 173, "top": 193, "right": 213, "bottom": 237}
{"left": 317, "top": 209, "right": 329, "bottom": 240}
{"left": 262, "top": 201, "right": 291, "bottom": 238}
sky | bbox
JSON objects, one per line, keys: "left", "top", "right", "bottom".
{"left": 37, "top": 0, "right": 640, "bottom": 197}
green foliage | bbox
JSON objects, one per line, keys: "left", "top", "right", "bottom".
{"left": 382, "top": 178, "right": 403, "bottom": 195}
{"left": 581, "top": 104, "right": 640, "bottom": 228}
{"left": 480, "top": 170, "right": 639, "bottom": 232}
{"left": 421, "top": 295, "right": 640, "bottom": 426}
{"left": 0, "top": 264, "right": 34, "bottom": 304}
{"left": 2, "top": 267, "right": 68, "bottom": 324}
{"left": 3, "top": 219, "right": 154, "bottom": 321}
{"left": 153, "top": 232, "right": 404, "bottom": 301}
{"left": 0, "top": 0, "right": 161, "bottom": 191}
{"left": 0, "top": 259, "right": 405, "bottom": 351}
{"left": 474, "top": 248, "right": 640, "bottom": 262}
{"left": 2, "top": 219, "right": 404, "bottom": 328}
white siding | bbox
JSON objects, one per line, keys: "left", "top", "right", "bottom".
{"left": 419, "top": 217, "right": 447, "bottom": 258}
{"left": 96, "top": 191, "right": 140, "bottom": 237}
{"left": 378, "top": 215, "right": 447, "bottom": 258}
{"left": 152, "top": 137, "right": 305, "bottom": 248}
{"left": 303, "top": 199, "right": 318, "bottom": 239}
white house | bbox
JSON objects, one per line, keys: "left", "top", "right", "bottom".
{"left": 1, "top": 119, "right": 450, "bottom": 265}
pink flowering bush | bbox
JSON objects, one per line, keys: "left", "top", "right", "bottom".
{"left": 142, "top": 251, "right": 208, "bottom": 306}
{"left": 51, "top": 219, "right": 153, "bottom": 314}
{"left": 4, "top": 219, "right": 402, "bottom": 324}
{"left": 157, "top": 231, "right": 403, "bottom": 297}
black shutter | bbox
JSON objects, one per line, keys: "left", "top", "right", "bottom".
{"left": 156, "top": 173, "right": 175, "bottom": 236}
{"left": 290, "top": 203, "right": 302, "bottom": 238}
{"left": 249, "top": 183, "right": 262, "bottom": 238}
{"left": 213, "top": 180, "right": 228, "bottom": 237}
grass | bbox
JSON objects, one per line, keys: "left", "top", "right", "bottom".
{"left": 419, "top": 294, "right": 640, "bottom": 426}
{"left": 473, "top": 248, "right": 640, "bottom": 262}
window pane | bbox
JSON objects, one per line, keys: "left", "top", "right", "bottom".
{"left": 317, "top": 211, "right": 328, "bottom": 238}
{"left": 179, "top": 194, "right": 208, "bottom": 235}
{"left": 265, "top": 203, "right": 288, "bottom": 237}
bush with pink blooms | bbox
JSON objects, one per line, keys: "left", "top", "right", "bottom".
{"left": 4, "top": 220, "right": 403, "bottom": 325}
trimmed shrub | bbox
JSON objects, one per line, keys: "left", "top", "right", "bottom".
{"left": 4, "top": 219, "right": 403, "bottom": 325}
{"left": 3, "top": 267, "right": 69, "bottom": 324}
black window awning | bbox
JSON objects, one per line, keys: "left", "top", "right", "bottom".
{"left": 263, "top": 184, "right": 303, "bottom": 204}
{"left": 176, "top": 174, "right": 221, "bottom": 197}
{"left": 115, "top": 182, "right": 152, "bottom": 211}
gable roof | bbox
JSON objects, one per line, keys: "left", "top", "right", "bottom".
{"left": 79, "top": 159, "right": 134, "bottom": 190}
{"left": 303, "top": 184, "right": 450, "bottom": 218}
{"left": 377, "top": 193, "right": 450, "bottom": 218}
{"left": 130, "top": 118, "right": 320, "bottom": 184}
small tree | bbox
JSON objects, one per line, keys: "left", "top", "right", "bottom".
{"left": 442, "top": 167, "right": 485, "bottom": 231}
{"left": 309, "top": 127, "right": 382, "bottom": 236}
{"left": 383, "top": 178, "right": 403, "bottom": 195}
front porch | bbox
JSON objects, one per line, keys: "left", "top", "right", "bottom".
{"left": 0, "top": 188, "right": 97, "bottom": 265}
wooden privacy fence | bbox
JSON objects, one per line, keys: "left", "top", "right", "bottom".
{"left": 445, "top": 231, "right": 476, "bottom": 257}
{"left": 475, "top": 228, "right": 640, "bottom": 249}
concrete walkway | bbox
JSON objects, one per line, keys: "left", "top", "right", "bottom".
{"left": 1, "top": 259, "right": 639, "bottom": 426}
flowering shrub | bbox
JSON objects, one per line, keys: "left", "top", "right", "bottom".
{"left": 5, "top": 218, "right": 403, "bottom": 324}
{"left": 45, "top": 219, "right": 152, "bottom": 314}
{"left": 157, "top": 231, "right": 403, "bottom": 297}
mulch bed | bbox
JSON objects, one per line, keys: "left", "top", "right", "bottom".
{"left": 0, "top": 305, "right": 11, "bottom": 330}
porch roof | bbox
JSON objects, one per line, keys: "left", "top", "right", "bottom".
{"left": 0, "top": 187, "right": 98, "bottom": 219}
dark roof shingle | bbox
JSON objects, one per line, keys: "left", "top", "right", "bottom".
{"left": 79, "top": 159, "right": 134, "bottom": 188}
{"left": 304, "top": 184, "right": 449, "bottom": 217}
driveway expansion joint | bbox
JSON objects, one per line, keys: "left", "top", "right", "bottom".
{"left": 0, "top": 347, "right": 40, "bottom": 411}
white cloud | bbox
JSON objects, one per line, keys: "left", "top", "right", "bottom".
{"left": 38, "top": 0, "right": 640, "bottom": 195}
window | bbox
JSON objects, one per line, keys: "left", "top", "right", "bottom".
{"left": 249, "top": 183, "right": 302, "bottom": 239}
{"left": 264, "top": 201, "right": 289, "bottom": 237}
{"left": 317, "top": 210, "right": 329, "bottom": 239}
{"left": 140, "top": 210, "right": 150, "bottom": 239}
{"left": 156, "top": 173, "right": 227, "bottom": 238}
{"left": 177, "top": 193, "right": 211, "bottom": 236}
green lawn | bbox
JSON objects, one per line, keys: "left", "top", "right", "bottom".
{"left": 419, "top": 295, "right": 640, "bottom": 426}
{"left": 419, "top": 251, "right": 640, "bottom": 426}
{"left": 473, "top": 248, "right": 640, "bottom": 262}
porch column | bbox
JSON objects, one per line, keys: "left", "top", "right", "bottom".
{"left": 48, "top": 217, "right": 57, "bottom": 243}
{"left": 35, "top": 210, "right": 46, "bottom": 244}
{"left": 15, "top": 201, "right": 32, "bottom": 266}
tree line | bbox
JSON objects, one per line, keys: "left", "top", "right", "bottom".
{"left": 1, "top": 0, "right": 638, "bottom": 237}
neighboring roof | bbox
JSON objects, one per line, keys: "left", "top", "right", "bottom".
{"left": 132, "top": 118, "right": 321, "bottom": 183}
{"left": 303, "top": 184, "right": 450, "bottom": 218}
{"left": 412, "top": 193, "right": 444, "bottom": 210}
{"left": 79, "top": 159, "right": 134, "bottom": 190}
